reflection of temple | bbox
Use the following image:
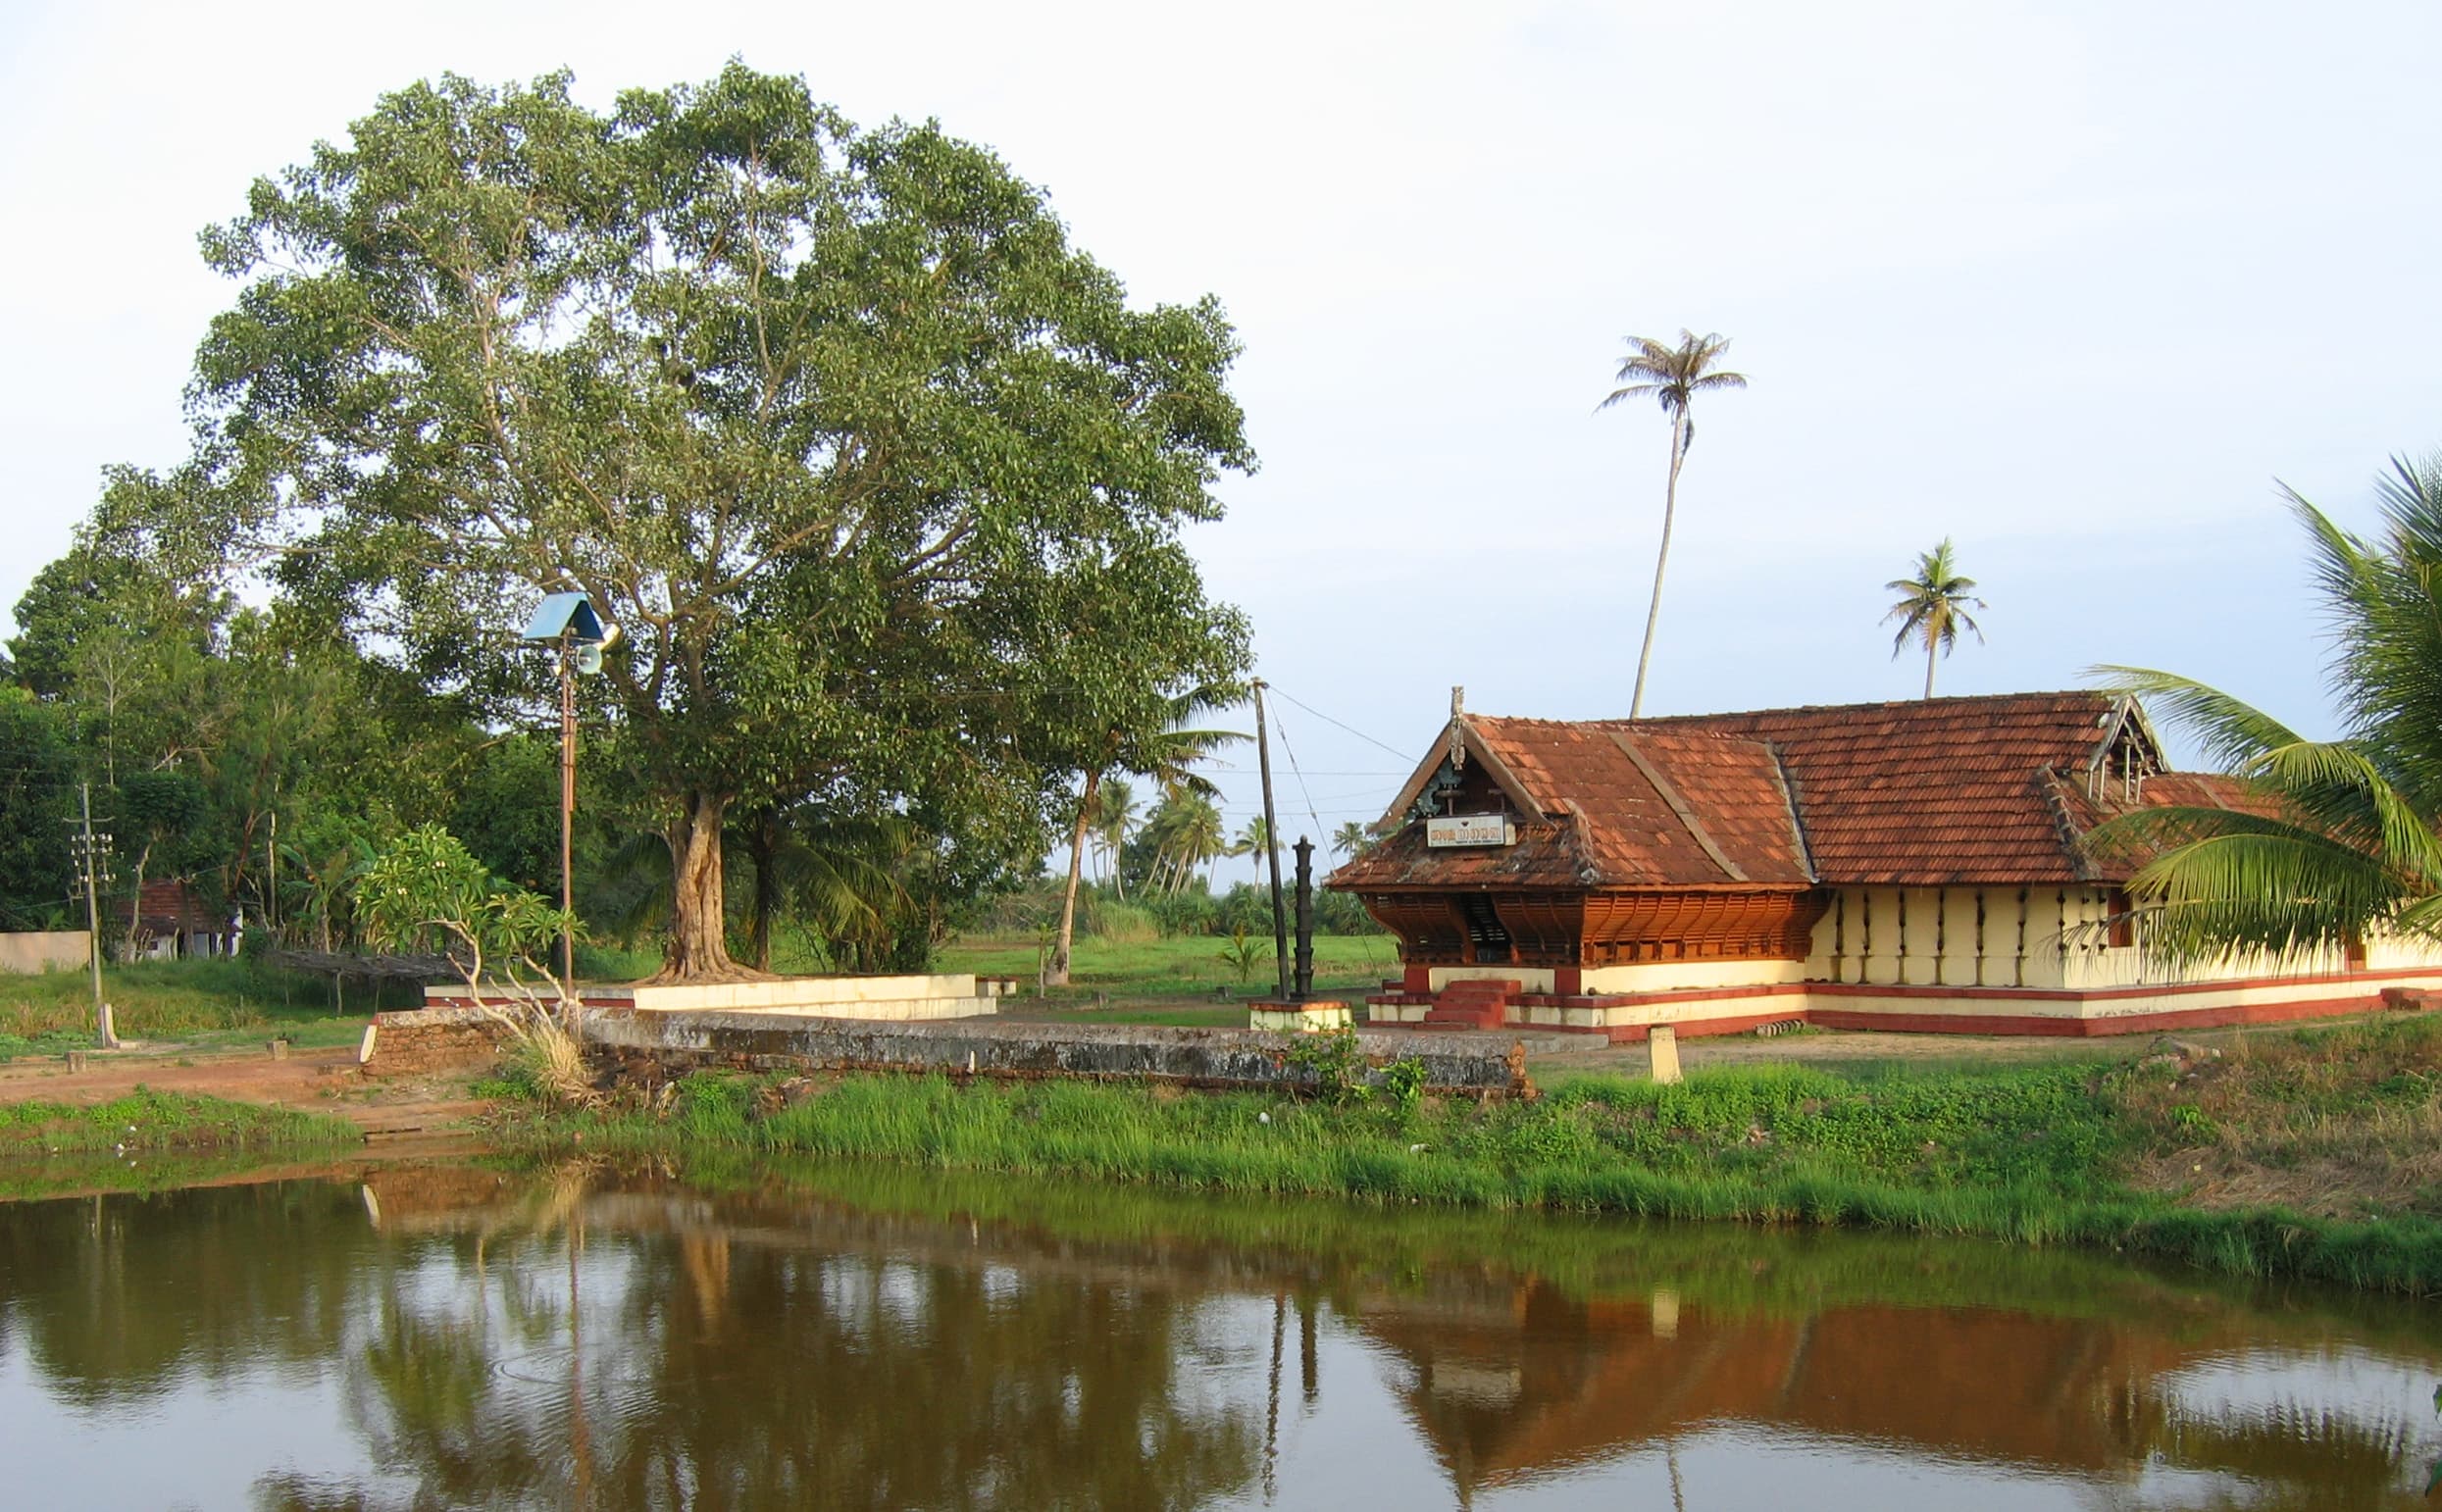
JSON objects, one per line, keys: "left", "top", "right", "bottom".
{"left": 1348, "top": 1273, "right": 2422, "bottom": 1506}
{"left": 15, "top": 1167, "right": 2430, "bottom": 1510}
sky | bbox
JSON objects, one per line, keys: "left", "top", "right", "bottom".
{"left": 5, "top": 0, "right": 2439, "bottom": 883}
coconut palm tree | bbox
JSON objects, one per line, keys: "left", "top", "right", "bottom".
{"left": 2092, "top": 454, "right": 2442, "bottom": 963}
{"left": 1883, "top": 539, "right": 1988, "bottom": 698}
{"left": 1140, "top": 790, "right": 1228, "bottom": 895}
{"left": 1094, "top": 776, "right": 1138, "bottom": 892}
{"left": 1600, "top": 329, "right": 1748, "bottom": 718}
{"left": 1231, "top": 816, "right": 1270, "bottom": 882}
{"left": 1046, "top": 684, "right": 1245, "bottom": 985}
{"left": 1331, "top": 821, "right": 1371, "bottom": 862}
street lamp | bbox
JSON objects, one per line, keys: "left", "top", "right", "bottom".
{"left": 521, "top": 592, "right": 617, "bottom": 983}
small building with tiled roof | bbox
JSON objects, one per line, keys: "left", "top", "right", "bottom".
{"left": 1330, "top": 690, "right": 2442, "bottom": 1038}
{"left": 123, "top": 879, "right": 237, "bottom": 960}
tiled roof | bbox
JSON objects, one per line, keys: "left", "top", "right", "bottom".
{"left": 1331, "top": 691, "right": 2242, "bottom": 892}
{"left": 1637, "top": 692, "right": 2135, "bottom": 886}
{"left": 2047, "top": 769, "right": 2280, "bottom": 878}
{"left": 1329, "top": 719, "right": 1810, "bottom": 891}
{"left": 125, "top": 879, "right": 212, "bottom": 931}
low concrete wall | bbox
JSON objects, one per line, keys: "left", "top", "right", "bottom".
{"left": 582, "top": 1011, "right": 1531, "bottom": 1099}
{"left": 0, "top": 931, "right": 89, "bottom": 975}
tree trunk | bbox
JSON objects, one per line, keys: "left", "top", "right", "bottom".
{"left": 1630, "top": 412, "right": 1688, "bottom": 720}
{"left": 654, "top": 789, "right": 758, "bottom": 983}
{"left": 1047, "top": 770, "right": 1097, "bottom": 988}
{"left": 1924, "top": 638, "right": 1938, "bottom": 699}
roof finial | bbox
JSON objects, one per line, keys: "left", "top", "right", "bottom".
{"left": 1451, "top": 684, "right": 1465, "bottom": 717}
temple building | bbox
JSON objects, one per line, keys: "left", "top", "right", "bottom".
{"left": 1327, "top": 690, "right": 2442, "bottom": 1037}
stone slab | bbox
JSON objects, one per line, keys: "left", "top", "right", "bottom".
{"left": 1248, "top": 1001, "right": 1352, "bottom": 1033}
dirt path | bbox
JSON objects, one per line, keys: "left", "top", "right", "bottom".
{"left": 1526, "top": 1016, "right": 2387, "bottom": 1082}
{"left": 0, "top": 1044, "right": 494, "bottom": 1142}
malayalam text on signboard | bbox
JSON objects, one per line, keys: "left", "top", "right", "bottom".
{"left": 1427, "top": 815, "right": 1510, "bottom": 847}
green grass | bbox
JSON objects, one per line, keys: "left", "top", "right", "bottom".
{"left": 495, "top": 1015, "right": 2442, "bottom": 1294}
{"left": 0, "top": 1090, "right": 364, "bottom": 1202}
{"left": 0, "top": 958, "right": 400, "bottom": 1060}
{"left": 0, "top": 1088, "right": 360, "bottom": 1159}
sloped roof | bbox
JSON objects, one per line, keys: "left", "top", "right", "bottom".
{"left": 1641, "top": 691, "right": 2148, "bottom": 885}
{"left": 1329, "top": 718, "right": 1811, "bottom": 891}
{"left": 1332, "top": 690, "right": 2247, "bottom": 892}
{"left": 2046, "top": 768, "right": 2277, "bottom": 878}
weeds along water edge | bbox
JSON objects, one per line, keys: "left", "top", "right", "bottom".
{"left": 486, "top": 1013, "right": 2442, "bottom": 1296}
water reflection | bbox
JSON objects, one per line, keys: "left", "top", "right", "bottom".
{"left": 0, "top": 1160, "right": 2437, "bottom": 1510}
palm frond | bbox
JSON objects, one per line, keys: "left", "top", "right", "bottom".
{"left": 2089, "top": 667, "right": 2303, "bottom": 771}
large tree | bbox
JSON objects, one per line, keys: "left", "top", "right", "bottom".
{"left": 183, "top": 66, "right": 1254, "bottom": 981}
{"left": 2095, "top": 454, "right": 2442, "bottom": 961}
{"left": 1599, "top": 330, "right": 1748, "bottom": 718}
{"left": 1883, "top": 538, "right": 1986, "bottom": 698}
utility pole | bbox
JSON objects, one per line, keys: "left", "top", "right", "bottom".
{"left": 1252, "top": 680, "right": 1291, "bottom": 1002}
{"left": 71, "top": 783, "right": 116, "bottom": 1048}
{"left": 559, "top": 634, "right": 577, "bottom": 984}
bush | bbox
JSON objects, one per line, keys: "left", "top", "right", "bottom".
{"left": 1144, "top": 888, "right": 1220, "bottom": 938}
{"left": 1084, "top": 896, "right": 1158, "bottom": 944}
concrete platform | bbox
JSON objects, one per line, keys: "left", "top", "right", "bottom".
{"left": 427, "top": 972, "right": 1003, "bottom": 1023}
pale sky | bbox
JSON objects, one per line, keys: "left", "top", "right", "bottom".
{"left": 5, "top": 0, "right": 2438, "bottom": 872}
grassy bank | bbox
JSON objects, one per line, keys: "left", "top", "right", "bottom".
{"left": 0, "top": 1089, "right": 363, "bottom": 1201}
{"left": 0, "top": 958, "right": 401, "bottom": 1061}
{"left": 494, "top": 1013, "right": 2442, "bottom": 1294}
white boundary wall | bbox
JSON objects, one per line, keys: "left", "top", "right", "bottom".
{"left": 0, "top": 932, "right": 89, "bottom": 975}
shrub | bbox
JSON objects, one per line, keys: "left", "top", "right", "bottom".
{"left": 1084, "top": 897, "right": 1158, "bottom": 944}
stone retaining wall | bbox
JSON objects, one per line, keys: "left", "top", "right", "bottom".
{"left": 364, "top": 1007, "right": 511, "bottom": 1078}
{"left": 580, "top": 1011, "right": 1531, "bottom": 1100}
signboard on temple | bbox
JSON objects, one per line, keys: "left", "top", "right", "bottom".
{"left": 1427, "top": 814, "right": 1511, "bottom": 847}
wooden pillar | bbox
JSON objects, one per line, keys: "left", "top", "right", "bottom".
{"left": 2014, "top": 886, "right": 2028, "bottom": 987}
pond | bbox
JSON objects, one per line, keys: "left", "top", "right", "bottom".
{"left": 1, "top": 1158, "right": 2437, "bottom": 1509}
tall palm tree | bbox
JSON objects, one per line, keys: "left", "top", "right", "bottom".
{"left": 1048, "top": 687, "right": 1245, "bottom": 983}
{"left": 1600, "top": 329, "right": 1748, "bottom": 718}
{"left": 1883, "top": 538, "right": 1988, "bottom": 698}
{"left": 2092, "top": 454, "right": 2442, "bottom": 963}
{"left": 1094, "top": 776, "right": 1138, "bottom": 892}
{"left": 1231, "top": 816, "right": 1270, "bottom": 882}
{"left": 1331, "top": 821, "right": 1371, "bottom": 862}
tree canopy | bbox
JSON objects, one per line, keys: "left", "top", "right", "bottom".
{"left": 171, "top": 65, "right": 1253, "bottom": 979}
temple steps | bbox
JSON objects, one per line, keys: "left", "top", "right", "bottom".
{"left": 1419, "top": 979, "right": 1520, "bottom": 1031}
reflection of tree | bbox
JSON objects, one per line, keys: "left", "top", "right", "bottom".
{"left": 0, "top": 1181, "right": 374, "bottom": 1403}
{"left": 241, "top": 1169, "right": 1261, "bottom": 1511}
{"left": 11, "top": 1165, "right": 2442, "bottom": 1511}
{"left": 591, "top": 1208, "right": 1261, "bottom": 1511}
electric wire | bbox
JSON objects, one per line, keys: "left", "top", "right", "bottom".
{"left": 1265, "top": 701, "right": 1330, "bottom": 850}
{"left": 1260, "top": 684, "right": 1414, "bottom": 763}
